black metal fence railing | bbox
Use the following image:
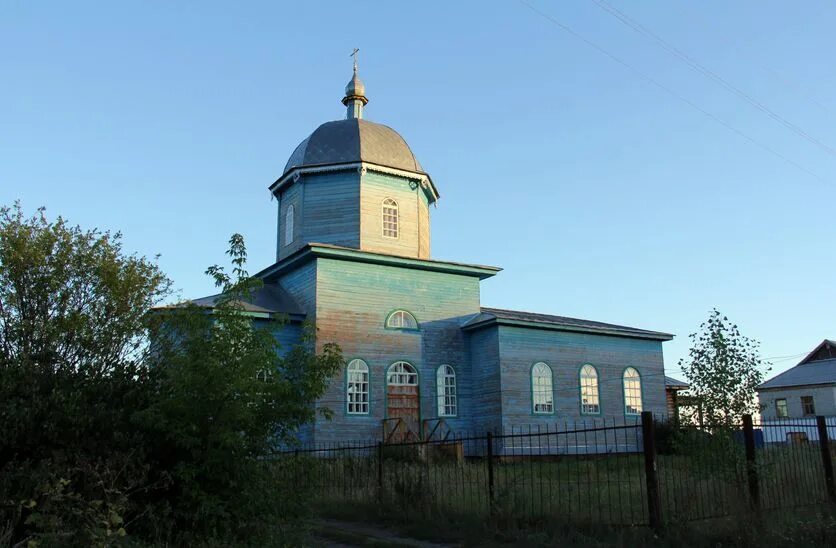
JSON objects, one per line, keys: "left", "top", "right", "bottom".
{"left": 270, "top": 413, "right": 836, "bottom": 528}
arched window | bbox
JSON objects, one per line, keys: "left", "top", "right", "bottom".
{"left": 382, "top": 198, "right": 399, "bottom": 239}
{"left": 387, "top": 361, "right": 418, "bottom": 385}
{"left": 436, "top": 365, "right": 457, "bottom": 417}
{"left": 346, "top": 359, "right": 369, "bottom": 415}
{"left": 580, "top": 364, "right": 600, "bottom": 415}
{"left": 284, "top": 204, "right": 295, "bottom": 246}
{"left": 623, "top": 367, "right": 642, "bottom": 415}
{"left": 531, "top": 362, "right": 554, "bottom": 414}
{"left": 385, "top": 310, "right": 418, "bottom": 330}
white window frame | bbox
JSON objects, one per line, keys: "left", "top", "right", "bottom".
{"left": 623, "top": 367, "right": 643, "bottom": 416}
{"left": 386, "top": 310, "right": 418, "bottom": 330}
{"left": 387, "top": 361, "right": 418, "bottom": 386}
{"left": 580, "top": 364, "right": 600, "bottom": 415}
{"left": 775, "top": 398, "right": 789, "bottom": 418}
{"left": 436, "top": 365, "right": 457, "bottom": 417}
{"left": 382, "top": 198, "right": 399, "bottom": 239}
{"left": 531, "top": 362, "right": 554, "bottom": 414}
{"left": 346, "top": 359, "right": 370, "bottom": 415}
{"left": 284, "top": 204, "right": 295, "bottom": 246}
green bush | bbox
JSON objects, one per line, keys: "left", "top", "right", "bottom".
{"left": 0, "top": 205, "right": 342, "bottom": 546}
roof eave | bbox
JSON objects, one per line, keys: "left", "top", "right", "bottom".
{"left": 255, "top": 243, "right": 501, "bottom": 282}
{"left": 269, "top": 162, "right": 439, "bottom": 203}
{"left": 462, "top": 316, "right": 674, "bottom": 341}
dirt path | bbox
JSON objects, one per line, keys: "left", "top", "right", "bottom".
{"left": 311, "top": 518, "right": 455, "bottom": 547}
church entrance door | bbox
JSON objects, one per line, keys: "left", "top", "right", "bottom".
{"left": 386, "top": 362, "right": 420, "bottom": 442}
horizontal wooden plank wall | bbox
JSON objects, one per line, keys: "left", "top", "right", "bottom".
{"left": 360, "top": 171, "right": 430, "bottom": 259}
{"left": 311, "top": 256, "right": 482, "bottom": 442}
{"left": 495, "top": 326, "right": 667, "bottom": 429}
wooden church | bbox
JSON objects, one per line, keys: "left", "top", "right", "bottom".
{"left": 191, "top": 64, "right": 674, "bottom": 444}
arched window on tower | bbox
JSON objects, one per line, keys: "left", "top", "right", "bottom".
{"left": 284, "top": 204, "right": 295, "bottom": 246}
{"left": 382, "top": 198, "right": 399, "bottom": 239}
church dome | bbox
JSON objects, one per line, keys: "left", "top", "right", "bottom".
{"left": 282, "top": 118, "right": 424, "bottom": 176}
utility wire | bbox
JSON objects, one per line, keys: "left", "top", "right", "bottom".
{"left": 669, "top": 0, "right": 836, "bottom": 118}
{"left": 589, "top": 0, "right": 836, "bottom": 158}
{"left": 516, "top": 0, "right": 830, "bottom": 185}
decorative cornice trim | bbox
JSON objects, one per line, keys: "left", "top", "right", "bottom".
{"left": 255, "top": 243, "right": 501, "bottom": 282}
{"left": 269, "top": 162, "right": 439, "bottom": 203}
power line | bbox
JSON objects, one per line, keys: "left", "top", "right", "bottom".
{"left": 515, "top": 0, "right": 830, "bottom": 185}
{"left": 668, "top": 0, "right": 836, "bottom": 119}
{"left": 589, "top": 0, "right": 836, "bottom": 158}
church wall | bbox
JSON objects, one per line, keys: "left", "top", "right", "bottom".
{"left": 277, "top": 183, "right": 303, "bottom": 260}
{"left": 276, "top": 261, "right": 317, "bottom": 319}
{"left": 495, "top": 326, "right": 667, "bottom": 430}
{"left": 468, "top": 326, "right": 503, "bottom": 435}
{"left": 311, "top": 257, "right": 481, "bottom": 442}
{"left": 359, "top": 171, "right": 430, "bottom": 259}
{"left": 300, "top": 171, "right": 361, "bottom": 249}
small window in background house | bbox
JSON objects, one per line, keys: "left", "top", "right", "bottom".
{"left": 775, "top": 398, "right": 788, "bottom": 418}
{"left": 801, "top": 396, "right": 816, "bottom": 416}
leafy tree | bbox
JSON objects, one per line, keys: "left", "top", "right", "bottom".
{"left": 0, "top": 202, "right": 171, "bottom": 545}
{"left": 0, "top": 205, "right": 342, "bottom": 545}
{"left": 138, "top": 233, "right": 343, "bottom": 542}
{"left": 679, "top": 309, "right": 771, "bottom": 426}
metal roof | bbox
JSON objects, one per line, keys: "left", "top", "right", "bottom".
{"left": 190, "top": 283, "right": 304, "bottom": 317}
{"left": 758, "top": 358, "right": 836, "bottom": 390}
{"left": 462, "top": 307, "right": 673, "bottom": 340}
{"left": 665, "top": 376, "right": 689, "bottom": 388}
{"left": 283, "top": 119, "right": 424, "bottom": 176}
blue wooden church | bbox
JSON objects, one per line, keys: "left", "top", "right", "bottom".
{"left": 193, "top": 65, "right": 674, "bottom": 444}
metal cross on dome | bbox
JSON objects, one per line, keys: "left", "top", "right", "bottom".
{"left": 350, "top": 48, "right": 359, "bottom": 73}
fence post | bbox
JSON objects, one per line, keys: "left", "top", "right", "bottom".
{"left": 641, "top": 411, "right": 662, "bottom": 530}
{"left": 377, "top": 441, "right": 384, "bottom": 505}
{"left": 486, "top": 431, "right": 495, "bottom": 514}
{"left": 816, "top": 416, "right": 836, "bottom": 503}
{"left": 742, "top": 414, "right": 760, "bottom": 511}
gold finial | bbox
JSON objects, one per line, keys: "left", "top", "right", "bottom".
{"left": 350, "top": 48, "right": 359, "bottom": 74}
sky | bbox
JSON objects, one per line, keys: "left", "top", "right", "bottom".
{"left": 2, "top": 1, "right": 834, "bottom": 379}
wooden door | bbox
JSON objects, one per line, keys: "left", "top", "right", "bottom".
{"left": 386, "top": 362, "right": 420, "bottom": 442}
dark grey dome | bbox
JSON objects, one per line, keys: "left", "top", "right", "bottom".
{"left": 283, "top": 118, "right": 424, "bottom": 176}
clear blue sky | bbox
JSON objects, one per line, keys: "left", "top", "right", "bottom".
{"left": 2, "top": 1, "right": 834, "bottom": 378}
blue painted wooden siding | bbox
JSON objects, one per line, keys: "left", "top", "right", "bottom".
{"left": 467, "top": 326, "right": 502, "bottom": 435}
{"left": 495, "top": 326, "right": 667, "bottom": 431}
{"left": 360, "top": 171, "right": 431, "bottom": 259}
{"left": 301, "top": 171, "right": 361, "bottom": 249}
{"left": 311, "top": 257, "right": 481, "bottom": 442}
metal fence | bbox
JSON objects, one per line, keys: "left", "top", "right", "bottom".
{"left": 272, "top": 413, "right": 836, "bottom": 528}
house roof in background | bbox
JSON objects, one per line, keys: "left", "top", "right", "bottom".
{"left": 462, "top": 307, "right": 674, "bottom": 341}
{"left": 798, "top": 339, "right": 836, "bottom": 365}
{"left": 758, "top": 358, "right": 836, "bottom": 390}
{"left": 665, "top": 376, "right": 689, "bottom": 389}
